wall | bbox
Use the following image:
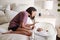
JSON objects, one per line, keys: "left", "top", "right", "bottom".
{"left": 34, "top": 0, "right": 59, "bottom": 27}
{"left": 8, "top": 0, "right": 34, "bottom": 7}
{"left": 0, "top": 0, "right": 34, "bottom": 6}
{"left": 9, "top": 0, "right": 34, "bottom": 5}
{"left": 0, "top": 0, "right": 9, "bottom": 5}
{"left": 56, "top": 1, "right": 60, "bottom": 27}
{"left": 0, "top": 0, "right": 59, "bottom": 27}
{"left": 34, "top": 0, "right": 58, "bottom": 17}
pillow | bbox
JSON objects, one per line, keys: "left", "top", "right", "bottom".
{"left": 0, "top": 11, "right": 5, "bottom": 17}
{"left": 0, "top": 5, "right": 6, "bottom": 11}
{"left": 0, "top": 11, "right": 8, "bottom": 24}
{"left": 5, "top": 4, "right": 10, "bottom": 11}
{"left": 0, "top": 5, "right": 5, "bottom": 11}
{"left": 5, "top": 10, "right": 18, "bottom": 22}
{"left": 0, "top": 5, "right": 3, "bottom": 10}
{"left": 0, "top": 23, "right": 9, "bottom": 30}
{"left": 12, "top": 4, "right": 28, "bottom": 12}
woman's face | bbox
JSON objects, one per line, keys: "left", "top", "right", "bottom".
{"left": 31, "top": 11, "right": 36, "bottom": 19}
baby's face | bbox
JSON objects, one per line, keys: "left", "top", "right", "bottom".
{"left": 37, "top": 28, "right": 43, "bottom": 32}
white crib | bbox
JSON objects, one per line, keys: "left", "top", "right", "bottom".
{"left": 33, "top": 22, "right": 57, "bottom": 40}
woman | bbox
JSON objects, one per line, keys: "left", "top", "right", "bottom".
{"left": 3, "top": 7, "right": 37, "bottom": 36}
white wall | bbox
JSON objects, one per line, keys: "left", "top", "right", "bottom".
{"left": 34, "top": 0, "right": 59, "bottom": 27}
{"left": 34, "top": 0, "right": 58, "bottom": 17}
{"left": 56, "top": 0, "right": 60, "bottom": 27}
{"left": 9, "top": 0, "right": 34, "bottom": 5}
{"left": 0, "top": 0, "right": 9, "bottom": 5}
{"left": 0, "top": 0, "right": 34, "bottom": 6}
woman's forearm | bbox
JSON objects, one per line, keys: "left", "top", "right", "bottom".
{"left": 22, "top": 26, "right": 32, "bottom": 30}
{"left": 21, "top": 22, "right": 35, "bottom": 30}
{"left": 25, "top": 24, "right": 34, "bottom": 27}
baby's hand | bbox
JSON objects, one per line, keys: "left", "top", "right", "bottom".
{"left": 37, "top": 28, "right": 43, "bottom": 32}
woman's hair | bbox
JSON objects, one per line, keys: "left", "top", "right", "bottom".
{"left": 26, "top": 7, "right": 37, "bottom": 15}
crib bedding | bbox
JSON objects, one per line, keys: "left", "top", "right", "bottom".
{"left": 34, "top": 22, "right": 57, "bottom": 40}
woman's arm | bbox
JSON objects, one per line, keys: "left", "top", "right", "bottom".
{"left": 21, "top": 22, "right": 32, "bottom": 30}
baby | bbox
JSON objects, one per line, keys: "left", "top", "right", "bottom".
{"left": 37, "top": 28, "right": 48, "bottom": 32}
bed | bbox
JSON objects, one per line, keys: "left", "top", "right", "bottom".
{"left": 0, "top": 17, "right": 32, "bottom": 40}
{"left": 0, "top": 34, "right": 29, "bottom": 40}
{"left": 0, "top": 22, "right": 57, "bottom": 40}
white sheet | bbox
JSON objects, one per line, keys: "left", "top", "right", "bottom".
{"left": 0, "top": 17, "right": 57, "bottom": 40}
{"left": 0, "top": 17, "right": 32, "bottom": 40}
{"left": 0, "top": 34, "right": 29, "bottom": 40}
{"left": 0, "top": 27, "right": 7, "bottom": 33}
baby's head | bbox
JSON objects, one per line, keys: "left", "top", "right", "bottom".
{"left": 37, "top": 28, "right": 43, "bottom": 32}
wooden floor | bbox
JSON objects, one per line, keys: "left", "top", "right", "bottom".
{"left": 56, "top": 36, "right": 60, "bottom": 40}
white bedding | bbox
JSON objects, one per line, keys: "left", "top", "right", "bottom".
{"left": 0, "top": 28, "right": 7, "bottom": 33}
{"left": 0, "top": 34, "right": 29, "bottom": 40}
{"left": 0, "top": 17, "right": 57, "bottom": 40}
{"left": 0, "top": 17, "right": 32, "bottom": 40}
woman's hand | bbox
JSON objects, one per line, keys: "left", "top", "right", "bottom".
{"left": 26, "top": 22, "right": 39, "bottom": 27}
